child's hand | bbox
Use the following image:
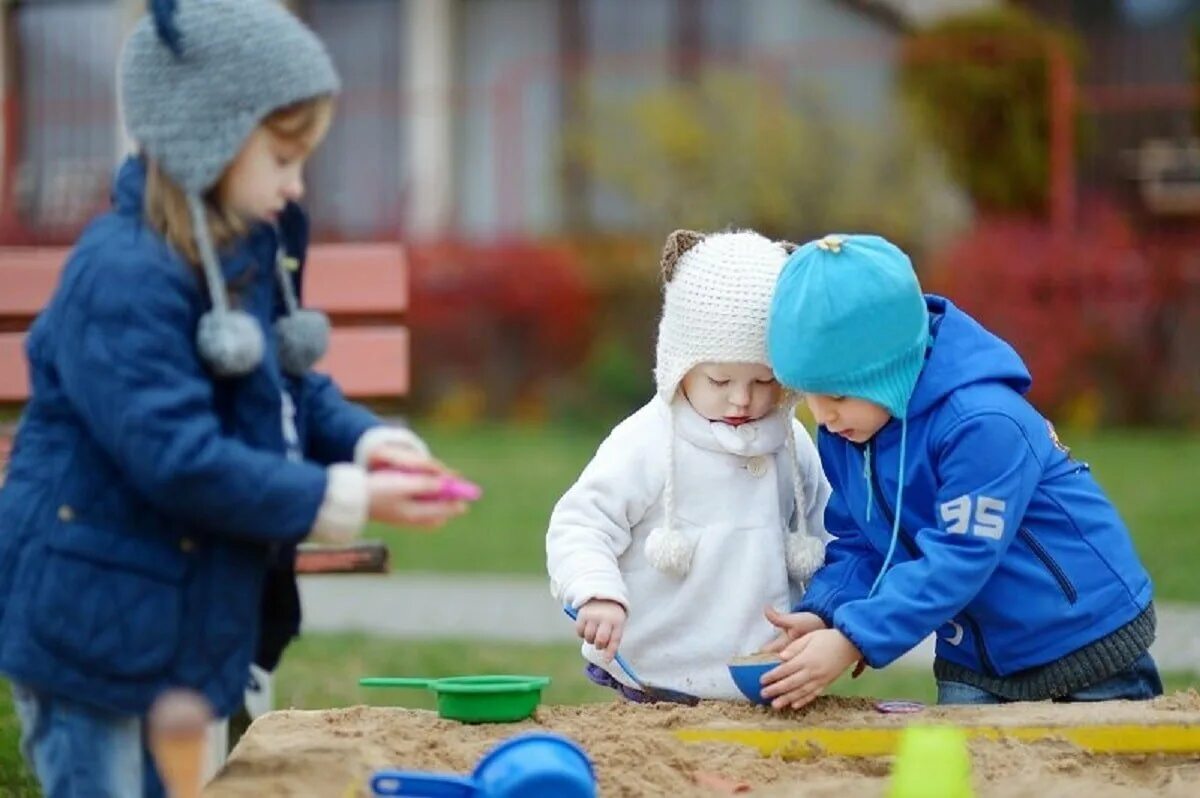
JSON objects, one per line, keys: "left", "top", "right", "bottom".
{"left": 760, "top": 629, "right": 861, "bottom": 710}
{"left": 365, "top": 469, "right": 467, "bottom": 529}
{"left": 574, "top": 599, "right": 627, "bottom": 660}
{"left": 760, "top": 607, "right": 828, "bottom": 654}
{"left": 368, "top": 446, "right": 452, "bottom": 478}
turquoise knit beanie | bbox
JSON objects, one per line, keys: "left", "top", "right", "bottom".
{"left": 767, "top": 234, "right": 929, "bottom": 418}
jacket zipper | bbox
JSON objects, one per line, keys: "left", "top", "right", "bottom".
{"left": 961, "top": 613, "right": 998, "bottom": 676}
{"left": 1017, "top": 527, "right": 1078, "bottom": 604}
{"left": 864, "top": 440, "right": 998, "bottom": 677}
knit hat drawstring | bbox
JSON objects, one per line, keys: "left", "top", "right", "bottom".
{"left": 868, "top": 417, "right": 909, "bottom": 598}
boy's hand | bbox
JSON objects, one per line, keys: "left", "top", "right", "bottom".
{"left": 575, "top": 599, "right": 627, "bottom": 660}
{"left": 760, "top": 607, "right": 828, "bottom": 654}
{"left": 760, "top": 629, "right": 861, "bottom": 710}
{"left": 365, "top": 469, "right": 466, "bottom": 529}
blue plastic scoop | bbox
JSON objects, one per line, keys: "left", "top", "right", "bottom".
{"left": 562, "top": 605, "right": 700, "bottom": 705}
{"left": 371, "top": 732, "right": 595, "bottom": 797}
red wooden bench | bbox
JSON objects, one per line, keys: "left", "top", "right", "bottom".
{"left": 0, "top": 243, "right": 409, "bottom": 573}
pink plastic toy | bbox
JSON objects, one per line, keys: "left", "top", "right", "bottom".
{"left": 419, "top": 475, "right": 483, "bottom": 503}
{"left": 373, "top": 464, "right": 483, "bottom": 503}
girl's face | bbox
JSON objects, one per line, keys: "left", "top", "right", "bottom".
{"left": 219, "top": 105, "right": 332, "bottom": 225}
{"left": 220, "top": 126, "right": 322, "bottom": 224}
{"left": 804, "top": 393, "right": 891, "bottom": 443}
{"left": 680, "top": 363, "right": 781, "bottom": 426}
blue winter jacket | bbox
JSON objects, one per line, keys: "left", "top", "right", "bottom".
{"left": 799, "top": 296, "right": 1153, "bottom": 676}
{"left": 0, "top": 157, "right": 381, "bottom": 717}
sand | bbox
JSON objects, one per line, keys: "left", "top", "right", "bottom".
{"left": 205, "top": 692, "right": 1200, "bottom": 797}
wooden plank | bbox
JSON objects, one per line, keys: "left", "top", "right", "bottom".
{"left": 303, "top": 243, "right": 408, "bottom": 315}
{"left": 2, "top": 327, "right": 408, "bottom": 402}
{"left": 0, "top": 243, "right": 410, "bottom": 402}
{"left": 0, "top": 243, "right": 409, "bottom": 318}
{"left": 295, "top": 541, "right": 390, "bottom": 574}
{"left": 0, "top": 332, "right": 28, "bottom": 401}
{"left": 0, "top": 247, "right": 66, "bottom": 316}
{"left": 0, "top": 326, "right": 408, "bottom": 402}
{"left": 673, "top": 722, "right": 1200, "bottom": 758}
{"left": 319, "top": 327, "right": 409, "bottom": 398}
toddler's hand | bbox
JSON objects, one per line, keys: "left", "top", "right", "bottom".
{"left": 760, "top": 607, "right": 827, "bottom": 654}
{"left": 575, "top": 599, "right": 627, "bottom": 661}
{"left": 366, "top": 469, "right": 466, "bottom": 529}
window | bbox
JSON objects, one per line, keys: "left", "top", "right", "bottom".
{"left": 5, "top": 0, "right": 121, "bottom": 242}
{"left": 305, "top": 0, "right": 406, "bottom": 239}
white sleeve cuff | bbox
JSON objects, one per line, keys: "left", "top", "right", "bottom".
{"left": 354, "top": 426, "right": 430, "bottom": 468}
{"left": 307, "top": 464, "right": 369, "bottom": 545}
{"left": 560, "top": 574, "right": 630, "bottom": 611}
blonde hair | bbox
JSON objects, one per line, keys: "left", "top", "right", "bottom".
{"left": 144, "top": 95, "right": 334, "bottom": 264}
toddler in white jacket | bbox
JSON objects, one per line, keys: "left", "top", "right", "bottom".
{"left": 546, "top": 229, "right": 830, "bottom": 701}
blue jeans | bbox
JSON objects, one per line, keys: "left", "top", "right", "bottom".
{"left": 937, "top": 651, "right": 1164, "bottom": 705}
{"left": 11, "top": 682, "right": 166, "bottom": 798}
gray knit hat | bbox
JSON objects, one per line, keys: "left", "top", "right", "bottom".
{"left": 121, "top": 0, "right": 340, "bottom": 194}
{"left": 120, "top": 0, "right": 340, "bottom": 377}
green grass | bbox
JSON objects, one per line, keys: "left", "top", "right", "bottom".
{"left": 275, "top": 635, "right": 605, "bottom": 710}
{"left": 367, "top": 423, "right": 602, "bottom": 575}
{"left": 373, "top": 424, "right": 1200, "bottom": 602}
{"left": 1066, "top": 430, "right": 1200, "bottom": 603}
{"left": 0, "top": 686, "right": 38, "bottom": 797}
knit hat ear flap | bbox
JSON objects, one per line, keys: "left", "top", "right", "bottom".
{"left": 660, "top": 229, "right": 704, "bottom": 283}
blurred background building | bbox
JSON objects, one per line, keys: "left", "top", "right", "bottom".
{"left": 1, "top": 0, "right": 1198, "bottom": 426}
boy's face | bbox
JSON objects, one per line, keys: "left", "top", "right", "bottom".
{"left": 680, "top": 363, "right": 781, "bottom": 426}
{"left": 805, "top": 394, "right": 891, "bottom": 443}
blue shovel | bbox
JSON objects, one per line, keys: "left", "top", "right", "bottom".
{"left": 563, "top": 605, "right": 700, "bottom": 705}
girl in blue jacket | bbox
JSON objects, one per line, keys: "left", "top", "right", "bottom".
{"left": 759, "top": 234, "right": 1160, "bottom": 709}
{"left": 0, "top": 2, "right": 465, "bottom": 796}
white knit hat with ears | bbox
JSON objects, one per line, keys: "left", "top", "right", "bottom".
{"left": 644, "top": 229, "right": 826, "bottom": 581}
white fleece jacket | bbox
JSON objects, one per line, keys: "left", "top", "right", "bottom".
{"left": 546, "top": 396, "right": 831, "bottom": 700}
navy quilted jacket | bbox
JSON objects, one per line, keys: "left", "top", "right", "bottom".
{"left": 0, "top": 157, "right": 380, "bottom": 717}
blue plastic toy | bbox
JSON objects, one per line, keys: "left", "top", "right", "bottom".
{"left": 561, "top": 605, "right": 700, "bottom": 705}
{"left": 727, "top": 658, "right": 781, "bottom": 705}
{"left": 370, "top": 732, "right": 596, "bottom": 797}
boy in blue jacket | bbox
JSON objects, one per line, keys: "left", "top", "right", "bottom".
{"left": 759, "top": 233, "right": 1160, "bottom": 708}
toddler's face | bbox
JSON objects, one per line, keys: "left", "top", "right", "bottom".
{"left": 680, "top": 363, "right": 781, "bottom": 426}
{"left": 804, "top": 394, "right": 891, "bottom": 443}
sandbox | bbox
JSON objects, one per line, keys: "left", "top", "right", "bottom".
{"left": 206, "top": 692, "right": 1200, "bottom": 797}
